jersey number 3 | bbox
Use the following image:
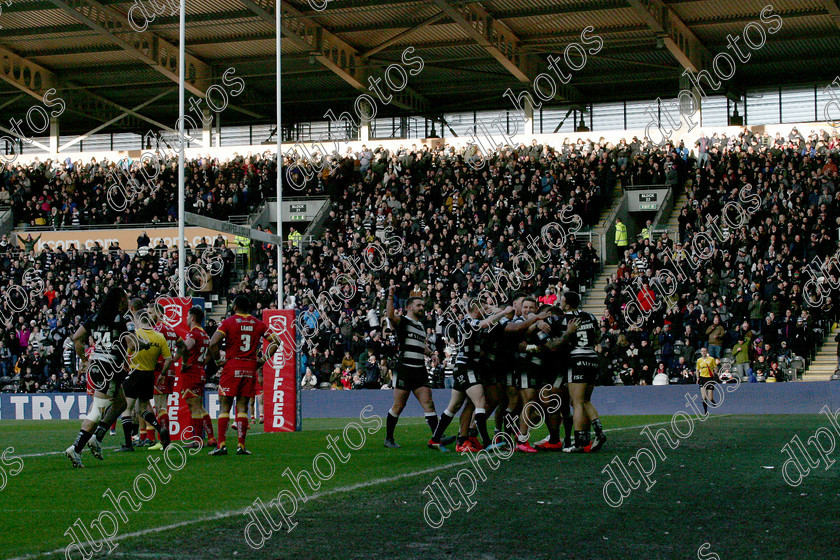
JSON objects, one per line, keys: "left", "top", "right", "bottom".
{"left": 240, "top": 334, "right": 252, "bottom": 352}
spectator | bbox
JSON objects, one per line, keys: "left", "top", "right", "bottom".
{"left": 732, "top": 334, "right": 753, "bottom": 383}
{"left": 301, "top": 368, "right": 317, "bottom": 390}
{"left": 362, "top": 354, "right": 380, "bottom": 389}
{"left": 706, "top": 315, "right": 725, "bottom": 358}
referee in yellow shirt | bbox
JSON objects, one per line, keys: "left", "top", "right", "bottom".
{"left": 118, "top": 299, "right": 173, "bottom": 451}
{"left": 695, "top": 346, "right": 718, "bottom": 414}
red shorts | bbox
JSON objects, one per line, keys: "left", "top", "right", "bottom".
{"left": 154, "top": 370, "right": 175, "bottom": 395}
{"left": 179, "top": 371, "right": 205, "bottom": 399}
{"left": 219, "top": 360, "right": 258, "bottom": 397}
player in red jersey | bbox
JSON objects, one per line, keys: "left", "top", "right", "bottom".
{"left": 148, "top": 306, "right": 181, "bottom": 450}
{"left": 175, "top": 306, "right": 216, "bottom": 449}
{"left": 207, "top": 296, "right": 278, "bottom": 456}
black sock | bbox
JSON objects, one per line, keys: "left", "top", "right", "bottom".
{"left": 122, "top": 417, "right": 134, "bottom": 447}
{"left": 494, "top": 410, "right": 504, "bottom": 433}
{"left": 73, "top": 429, "right": 93, "bottom": 453}
{"left": 94, "top": 421, "right": 109, "bottom": 442}
{"left": 474, "top": 409, "right": 491, "bottom": 447}
{"left": 467, "top": 427, "right": 478, "bottom": 438}
{"left": 702, "top": 400, "right": 708, "bottom": 414}
{"left": 131, "top": 422, "right": 139, "bottom": 437}
{"left": 457, "top": 435, "right": 468, "bottom": 445}
{"left": 548, "top": 424, "right": 561, "bottom": 444}
{"left": 563, "top": 416, "right": 573, "bottom": 446}
{"left": 504, "top": 409, "right": 515, "bottom": 435}
{"left": 386, "top": 410, "right": 399, "bottom": 441}
{"left": 432, "top": 411, "right": 454, "bottom": 443}
{"left": 592, "top": 418, "right": 604, "bottom": 438}
{"left": 142, "top": 411, "right": 162, "bottom": 432}
{"left": 424, "top": 413, "right": 439, "bottom": 434}
{"left": 574, "top": 430, "right": 590, "bottom": 448}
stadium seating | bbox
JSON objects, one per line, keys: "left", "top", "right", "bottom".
{"left": 3, "top": 127, "right": 839, "bottom": 391}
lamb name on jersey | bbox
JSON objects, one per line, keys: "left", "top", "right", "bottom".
{"left": 219, "top": 314, "right": 268, "bottom": 362}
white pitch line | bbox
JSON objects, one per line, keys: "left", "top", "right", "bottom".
{"left": 14, "top": 415, "right": 732, "bottom": 459}
{"left": 3, "top": 414, "right": 736, "bottom": 560}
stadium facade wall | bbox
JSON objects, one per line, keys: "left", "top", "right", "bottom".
{"left": 2, "top": 384, "right": 838, "bottom": 420}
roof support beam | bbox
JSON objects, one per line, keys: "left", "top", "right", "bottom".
{"left": 0, "top": 125, "right": 51, "bottom": 151}
{"left": 360, "top": 12, "right": 446, "bottom": 59}
{"left": 0, "top": 45, "right": 59, "bottom": 101}
{"left": 238, "top": 0, "right": 428, "bottom": 113}
{"left": 429, "top": 0, "right": 534, "bottom": 83}
{"left": 626, "top": 0, "right": 711, "bottom": 72}
{"left": 239, "top": 0, "right": 370, "bottom": 91}
{"left": 47, "top": 0, "right": 212, "bottom": 97}
{"left": 825, "top": 0, "right": 840, "bottom": 29}
{"left": 59, "top": 88, "right": 174, "bottom": 151}
{"left": 430, "top": 0, "right": 584, "bottom": 104}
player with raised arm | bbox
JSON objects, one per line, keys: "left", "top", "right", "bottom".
{"left": 429, "top": 300, "right": 514, "bottom": 451}
{"left": 176, "top": 306, "right": 215, "bottom": 449}
{"left": 472, "top": 305, "right": 515, "bottom": 451}
{"left": 64, "top": 287, "right": 133, "bottom": 467}
{"left": 148, "top": 303, "right": 180, "bottom": 450}
{"left": 383, "top": 286, "right": 454, "bottom": 448}
{"left": 116, "top": 299, "right": 173, "bottom": 451}
{"left": 207, "top": 296, "right": 278, "bottom": 456}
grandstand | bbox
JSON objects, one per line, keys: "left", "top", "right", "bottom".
{"left": 1, "top": 1, "right": 840, "bottom": 559}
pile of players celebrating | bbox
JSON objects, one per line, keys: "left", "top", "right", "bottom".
{"left": 63, "top": 284, "right": 606, "bottom": 468}
{"left": 384, "top": 286, "right": 608, "bottom": 455}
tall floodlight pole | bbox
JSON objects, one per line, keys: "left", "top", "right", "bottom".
{"left": 276, "top": 4, "right": 284, "bottom": 309}
{"left": 178, "top": 0, "right": 186, "bottom": 297}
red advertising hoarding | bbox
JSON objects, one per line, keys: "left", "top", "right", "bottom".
{"left": 157, "top": 297, "right": 194, "bottom": 441}
{"left": 261, "top": 309, "right": 297, "bottom": 432}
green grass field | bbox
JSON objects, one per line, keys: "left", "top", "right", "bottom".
{"left": 0, "top": 414, "right": 837, "bottom": 560}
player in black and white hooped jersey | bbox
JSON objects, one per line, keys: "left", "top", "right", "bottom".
{"left": 546, "top": 291, "right": 607, "bottom": 453}
{"left": 428, "top": 300, "right": 514, "bottom": 452}
{"left": 64, "top": 287, "right": 139, "bottom": 467}
{"left": 383, "top": 286, "right": 455, "bottom": 448}
{"left": 525, "top": 305, "right": 575, "bottom": 451}
{"left": 499, "top": 295, "right": 550, "bottom": 452}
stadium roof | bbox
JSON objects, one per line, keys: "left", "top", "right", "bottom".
{"left": 1, "top": 0, "right": 839, "bottom": 137}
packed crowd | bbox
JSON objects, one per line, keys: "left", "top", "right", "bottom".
{"left": 2, "top": 152, "right": 284, "bottom": 227}
{"left": 7, "top": 128, "right": 836, "bottom": 392}
{"left": 0, "top": 232, "right": 236, "bottom": 393}
{"left": 233, "top": 137, "right": 691, "bottom": 389}
{"left": 599, "top": 127, "right": 840, "bottom": 385}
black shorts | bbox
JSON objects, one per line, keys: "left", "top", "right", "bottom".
{"left": 566, "top": 355, "right": 600, "bottom": 385}
{"left": 453, "top": 367, "right": 483, "bottom": 392}
{"left": 393, "top": 367, "right": 429, "bottom": 392}
{"left": 484, "top": 351, "right": 508, "bottom": 385}
{"left": 506, "top": 366, "right": 541, "bottom": 389}
{"left": 123, "top": 369, "right": 155, "bottom": 401}
{"left": 478, "top": 362, "right": 502, "bottom": 386}
{"left": 698, "top": 377, "right": 715, "bottom": 389}
{"left": 88, "top": 359, "right": 126, "bottom": 397}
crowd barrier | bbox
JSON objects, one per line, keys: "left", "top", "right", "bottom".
{"left": 2, "top": 382, "right": 839, "bottom": 421}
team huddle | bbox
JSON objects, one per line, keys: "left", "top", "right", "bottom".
{"left": 64, "top": 290, "right": 279, "bottom": 468}
{"left": 384, "top": 287, "right": 608, "bottom": 455}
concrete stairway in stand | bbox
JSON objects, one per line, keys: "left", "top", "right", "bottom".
{"left": 803, "top": 324, "right": 839, "bottom": 381}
